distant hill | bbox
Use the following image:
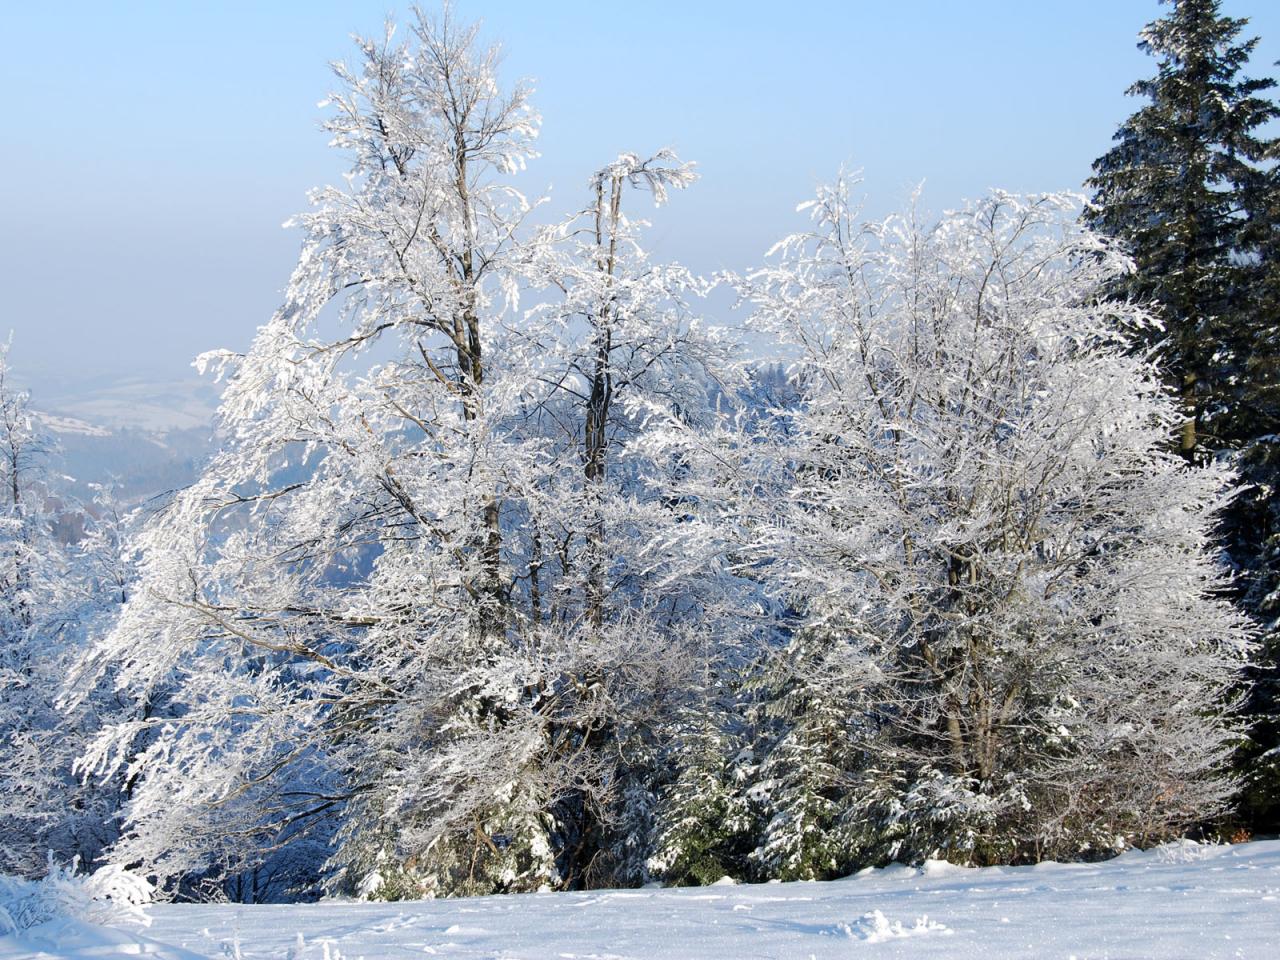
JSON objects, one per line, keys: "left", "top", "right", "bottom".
{"left": 30, "top": 373, "right": 222, "bottom": 505}
{"left": 37, "top": 373, "right": 223, "bottom": 433}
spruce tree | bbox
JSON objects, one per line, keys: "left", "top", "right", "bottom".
{"left": 646, "top": 694, "right": 757, "bottom": 886}
{"left": 745, "top": 633, "right": 865, "bottom": 881}
{"left": 1086, "top": 0, "right": 1277, "bottom": 460}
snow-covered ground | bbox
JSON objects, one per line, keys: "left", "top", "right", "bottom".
{"left": 5, "top": 840, "right": 1279, "bottom": 959}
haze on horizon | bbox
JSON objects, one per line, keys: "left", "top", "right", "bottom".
{"left": 4, "top": 0, "right": 1278, "bottom": 397}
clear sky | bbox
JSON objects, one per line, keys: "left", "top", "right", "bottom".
{"left": 3, "top": 1, "right": 1278, "bottom": 389}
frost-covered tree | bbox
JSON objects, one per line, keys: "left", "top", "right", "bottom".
{"left": 0, "top": 343, "right": 66, "bottom": 875}
{"left": 0, "top": 351, "right": 133, "bottom": 876}
{"left": 644, "top": 691, "right": 757, "bottom": 887}
{"left": 743, "top": 632, "right": 869, "bottom": 880}
{"left": 78, "top": 10, "right": 753, "bottom": 899}
{"left": 714, "top": 182, "right": 1252, "bottom": 866}
{"left": 515, "top": 148, "right": 762, "bottom": 884}
{"left": 77, "top": 7, "right": 555, "bottom": 898}
{"left": 53, "top": 483, "right": 143, "bottom": 870}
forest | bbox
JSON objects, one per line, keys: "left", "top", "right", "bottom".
{"left": 1, "top": 0, "right": 1279, "bottom": 914}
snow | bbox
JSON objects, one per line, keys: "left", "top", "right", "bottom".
{"left": 34, "top": 413, "right": 112, "bottom": 438}
{"left": 4, "top": 918, "right": 207, "bottom": 960}
{"left": 5, "top": 840, "right": 1279, "bottom": 959}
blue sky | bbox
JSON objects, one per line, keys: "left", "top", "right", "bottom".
{"left": 3, "top": 1, "right": 1278, "bottom": 388}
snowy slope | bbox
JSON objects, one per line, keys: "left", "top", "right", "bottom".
{"left": 4, "top": 840, "right": 1279, "bottom": 959}
{"left": 23, "top": 372, "right": 221, "bottom": 503}
{"left": 35, "top": 374, "right": 221, "bottom": 434}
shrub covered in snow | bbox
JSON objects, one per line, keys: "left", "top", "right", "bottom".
{"left": 0, "top": 860, "right": 152, "bottom": 935}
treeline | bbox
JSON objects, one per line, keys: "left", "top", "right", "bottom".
{"left": 0, "top": 0, "right": 1277, "bottom": 902}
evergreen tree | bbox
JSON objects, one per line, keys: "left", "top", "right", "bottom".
{"left": 744, "top": 632, "right": 865, "bottom": 881}
{"left": 1085, "top": 0, "right": 1277, "bottom": 460}
{"left": 1233, "top": 157, "right": 1280, "bottom": 828}
{"left": 646, "top": 692, "right": 756, "bottom": 886}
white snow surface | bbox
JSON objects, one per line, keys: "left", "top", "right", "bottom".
{"left": 4, "top": 839, "right": 1279, "bottom": 959}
